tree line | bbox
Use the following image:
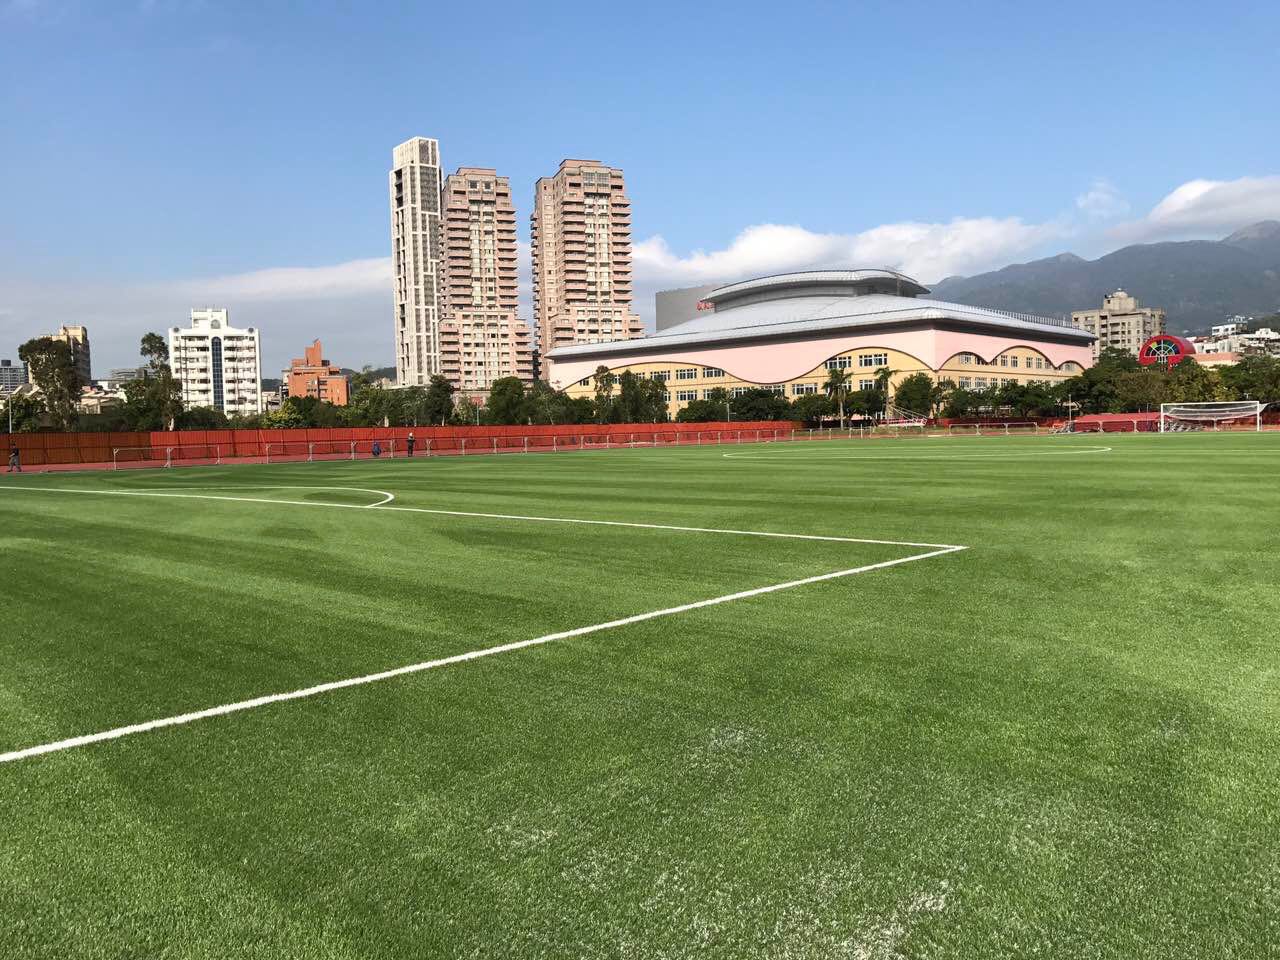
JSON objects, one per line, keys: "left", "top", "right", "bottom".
{"left": 7, "top": 334, "right": 1280, "bottom": 433}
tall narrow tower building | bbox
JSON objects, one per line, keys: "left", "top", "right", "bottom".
{"left": 439, "top": 168, "right": 533, "bottom": 394}
{"left": 531, "top": 159, "right": 643, "bottom": 375}
{"left": 390, "top": 137, "right": 443, "bottom": 386}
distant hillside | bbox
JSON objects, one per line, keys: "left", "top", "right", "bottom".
{"left": 929, "top": 221, "right": 1280, "bottom": 334}
{"left": 340, "top": 366, "right": 396, "bottom": 381}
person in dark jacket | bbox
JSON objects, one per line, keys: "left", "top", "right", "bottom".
{"left": 7, "top": 445, "right": 19, "bottom": 473}
{"left": 406, "top": 432, "right": 416, "bottom": 457}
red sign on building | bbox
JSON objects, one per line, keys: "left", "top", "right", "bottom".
{"left": 1137, "top": 334, "right": 1196, "bottom": 368}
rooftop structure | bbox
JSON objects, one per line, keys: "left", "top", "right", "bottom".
{"left": 655, "top": 284, "right": 719, "bottom": 331}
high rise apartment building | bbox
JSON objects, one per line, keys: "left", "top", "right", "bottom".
{"left": 390, "top": 137, "right": 444, "bottom": 386}
{"left": 45, "top": 325, "right": 92, "bottom": 384}
{"left": 169, "top": 308, "right": 263, "bottom": 415}
{"left": 530, "top": 159, "right": 643, "bottom": 373}
{"left": 1072, "top": 289, "right": 1166, "bottom": 360}
{"left": 439, "top": 168, "right": 533, "bottom": 394}
{"left": 0, "top": 359, "right": 28, "bottom": 391}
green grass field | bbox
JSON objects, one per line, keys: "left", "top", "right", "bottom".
{"left": 2, "top": 433, "right": 1277, "bottom": 959}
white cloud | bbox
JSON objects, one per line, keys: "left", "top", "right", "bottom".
{"left": 629, "top": 217, "right": 1064, "bottom": 326}
{"left": 1075, "top": 179, "right": 1129, "bottom": 222}
{"left": 1111, "top": 175, "right": 1280, "bottom": 242}
{"left": 164, "top": 257, "right": 391, "bottom": 302}
{"left": 1, "top": 259, "right": 397, "bottom": 375}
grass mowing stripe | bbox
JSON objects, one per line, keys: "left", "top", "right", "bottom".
{"left": 0, "top": 544, "right": 966, "bottom": 764}
{"left": 0, "top": 484, "right": 962, "bottom": 548}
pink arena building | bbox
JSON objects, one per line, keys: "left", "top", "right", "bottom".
{"left": 545, "top": 269, "right": 1095, "bottom": 416}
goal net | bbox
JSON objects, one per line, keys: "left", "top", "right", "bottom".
{"left": 1159, "top": 401, "right": 1264, "bottom": 432}
{"left": 883, "top": 401, "right": 928, "bottom": 427}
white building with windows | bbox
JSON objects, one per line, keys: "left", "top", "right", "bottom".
{"left": 1211, "top": 318, "right": 1251, "bottom": 338}
{"left": 390, "top": 136, "right": 444, "bottom": 386}
{"left": 1190, "top": 325, "right": 1280, "bottom": 357}
{"left": 169, "top": 308, "right": 263, "bottom": 416}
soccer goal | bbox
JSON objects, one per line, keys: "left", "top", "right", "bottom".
{"left": 883, "top": 401, "right": 928, "bottom": 428}
{"left": 1159, "top": 401, "right": 1265, "bottom": 433}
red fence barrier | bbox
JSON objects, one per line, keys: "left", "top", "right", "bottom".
{"left": 5, "top": 422, "right": 797, "bottom": 468}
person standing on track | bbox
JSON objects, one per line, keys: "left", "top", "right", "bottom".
{"left": 406, "top": 432, "right": 416, "bottom": 458}
{"left": 7, "top": 445, "right": 20, "bottom": 473}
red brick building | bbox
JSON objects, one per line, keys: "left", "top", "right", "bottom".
{"left": 286, "top": 340, "right": 349, "bottom": 406}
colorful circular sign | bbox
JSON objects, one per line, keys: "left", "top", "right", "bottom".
{"left": 1138, "top": 334, "right": 1196, "bottom": 367}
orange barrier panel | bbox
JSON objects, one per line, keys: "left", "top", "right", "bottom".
{"left": 3, "top": 422, "right": 797, "bottom": 468}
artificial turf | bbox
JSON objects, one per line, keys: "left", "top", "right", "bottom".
{"left": 0, "top": 433, "right": 1276, "bottom": 959}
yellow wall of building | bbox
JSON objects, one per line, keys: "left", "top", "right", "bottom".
{"left": 564, "top": 346, "right": 1083, "bottom": 418}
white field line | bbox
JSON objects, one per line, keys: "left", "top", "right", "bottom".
{"left": 0, "top": 544, "right": 965, "bottom": 765}
{"left": 723, "top": 445, "right": 1114, "bottom": 461}
{"left": 1, "top": 485, "right": 962, "bottom": 549}
{"left": 109, "top": 484, "right": 400, "bottom": 507}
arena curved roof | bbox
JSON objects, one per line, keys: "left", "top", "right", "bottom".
{"left": 705, "top": 269, "right": 930, "bottom": 305}
{"left": 546, "top": 268, "right": 1093, "bottom": 363}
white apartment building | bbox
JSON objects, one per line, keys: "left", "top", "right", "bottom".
{"left": 169, "top": 308, "right": 263, "bottom": 415}
{"left": 390, "top": 136, "right": 444, "bottom": 386}
{"left": 1190, "top": 326, "right": 1280, "bottom": 356}
{"left": 1211, "top": 318, "right": 1251, "bottom": 338}
{"left": 0, "top": 358, "right": 28, "bottom": 391}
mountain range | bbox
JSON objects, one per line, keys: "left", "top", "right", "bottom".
{"left": 928, "top": 221, "right": 1280, "bottom": 333}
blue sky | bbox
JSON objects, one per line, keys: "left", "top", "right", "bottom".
{"left": 3, "top": 0, "right": 1279, "bottom": 372}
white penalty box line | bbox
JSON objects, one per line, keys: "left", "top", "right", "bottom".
{"left": 0, "top": 485, "right": 968, "bottom": 764}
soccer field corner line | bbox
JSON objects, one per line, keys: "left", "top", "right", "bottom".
{"left": 0, "top": 541, "right": 967, "bottom": 766}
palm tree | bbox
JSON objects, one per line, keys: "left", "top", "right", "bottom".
{"left": 824, "top": 367, "right": 852, "bottom": 428}
{"left": 874, "top": 366, "right": 898, "bottom": 420}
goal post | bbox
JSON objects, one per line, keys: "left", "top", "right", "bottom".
{"left": 1159, "top": 401, "right": 1265, "bottom": 433}
{"left": 350, "top": 439, "right": 396, "bottom": 460}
